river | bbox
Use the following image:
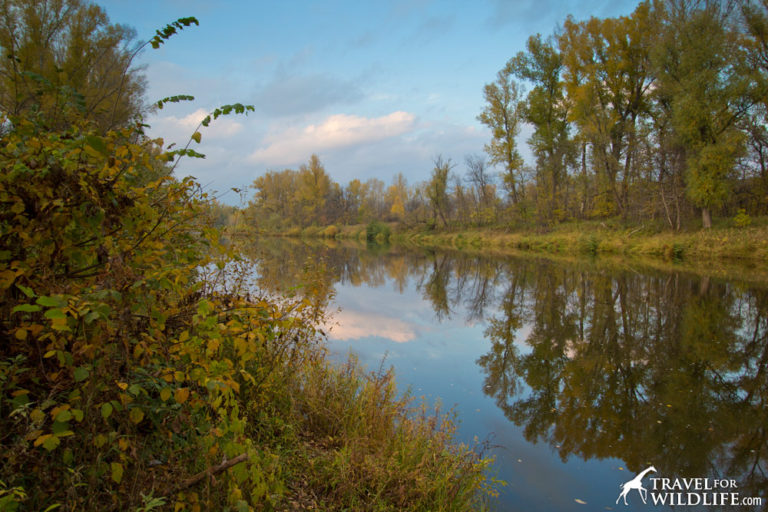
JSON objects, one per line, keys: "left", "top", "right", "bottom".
{"left": 245, "top": 237, "right": 767, "bottom": 511}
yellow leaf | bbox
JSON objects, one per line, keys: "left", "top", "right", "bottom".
{"left": 116, "top": 382, "right": 128, "bottom": 391}
{"left": 174, "top": 387, "right": 190, "bottom": 404}
{"left": 129, "top": 407, "right": 144, "bottom": 424}
{"left": 160, "top": 387, "right": 172, "bottom": 402}
{"left": 50, "top": 404, "right": 71, "bottom": 420}
{"left": 34, "top": 433, "right": 52, "bottom": 447}
{"left": 30, "top": 408, "right": 45, "bottom": 424}
{"left": 111, "top": 462, "right": 123, "bottom": 483}
{"left": 14, "top": 327, "right": 27, "bottom": 340}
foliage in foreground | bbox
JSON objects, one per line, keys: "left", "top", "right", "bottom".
{"left": 0, "top": 119, "right": 495, "bottom": 511}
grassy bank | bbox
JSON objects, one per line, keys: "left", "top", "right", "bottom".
{"left": 249, "top": 218, "right": 768, "bottom": 265}
{"left": 391, "top": 221, "right": 768, "bottom": 264}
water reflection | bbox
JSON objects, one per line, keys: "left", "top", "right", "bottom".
{"left": 480, "top": 265, "right": 768, "bottom": 500}
{"left": 246, "top": 238, "right": 767, "bottom": 507}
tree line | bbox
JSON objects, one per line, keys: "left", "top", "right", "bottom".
{"left": 246, "top": 0, "right": 768, "bottom": 231}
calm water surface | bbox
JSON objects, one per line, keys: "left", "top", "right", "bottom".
{"left": 247, "top": 238, "right": 767, "bottom": 511}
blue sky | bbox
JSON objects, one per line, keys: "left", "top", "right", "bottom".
{"left": 99, "top": 0, "right": 639, "bottom": 204}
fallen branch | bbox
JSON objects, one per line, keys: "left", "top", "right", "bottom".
{"left": 169, "top": 453, "right": 249, "bottom": 494}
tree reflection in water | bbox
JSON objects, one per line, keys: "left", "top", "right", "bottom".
{"left": 478, "top": 262, "right": 768, "bottom": 500}
{"left": 246, "top": 238, "right": 767, "bottom": 500}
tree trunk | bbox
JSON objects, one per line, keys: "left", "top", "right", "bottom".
{"left": 701, "top": 207, "right": 712, "bottom": 229}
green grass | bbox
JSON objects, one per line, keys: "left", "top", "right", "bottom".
{"left": 389, "top": 219, "right": 768, "bottom": 265}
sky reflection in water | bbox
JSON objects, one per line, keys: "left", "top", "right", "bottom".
{"left": 248, "top": 239, "right": 767, "bottom": 511}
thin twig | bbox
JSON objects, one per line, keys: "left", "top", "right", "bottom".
{"left": 168, "top": 453, "right": 248, "bottom": 495}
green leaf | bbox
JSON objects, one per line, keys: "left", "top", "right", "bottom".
{"left": 42, "top": 435, "right": 60, "bottom": 452}
{"left": 111, "top": 462, "right": 123, "bottom": 483}
{"left": 149, "top": 17, "right": 199, "bottom": 49}
{"left": 16, "top": 284, "right": 35, "bottom": 297}
{"left": 12, "top": 304, "right": 41, "bottom": 313}
{"left": 101, "top": 402, "right": 113, "bottom": 420}
{"left": 44, "top": 309, "right": 66, "bottom": 319}
{"left": 129, "top": 407, "right": 144, "bottom": 424}
{"left": 191, "top": 131, "right": 202, "bottom": 144}
{"left": 155, "top": 94, "right": 194, "bottom": 110}
{"left": 73, "top": 366, "right": 90, "bottom": 382}
{"left": 37, "top": 296, "right": 66, "bottom": 308}
{"left": 84, "top": 135, "right": 108, "bottom": 156}
{"left": 54, "top": 410, "right": 72, "bottom": 423}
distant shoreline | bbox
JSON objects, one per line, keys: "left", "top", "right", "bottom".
{"left": 242, "top": 220, "right": 768, "bottom": 267}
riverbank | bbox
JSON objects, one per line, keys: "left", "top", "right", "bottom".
{"left": 249, "top": 219, "right": 768, "bottom": 265}
{"left": 392, "top": 223, "right": 768, "bottom": 264}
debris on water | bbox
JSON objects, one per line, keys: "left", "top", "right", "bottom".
{"left": 574, "top": 498, "right": 587, "bottom": 504}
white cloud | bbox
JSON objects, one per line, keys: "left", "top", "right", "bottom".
{"left": 326, "top": 309, "right": 416, "bottom": 343}
{"left": 152, "top": 107, "right": 245, "bottom": 143}
{"left": 247, "top": 111, "right": 415, "bottom": 167}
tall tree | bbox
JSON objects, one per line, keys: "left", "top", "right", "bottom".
{"left": 386, "top": 173, "right": 410, "bottom": 222}
{"left": 426, "top": 155, "right": 453, "bottom": 227}
{"left": 652, "top": 0, "right": 755, "bottom": 228}
{"left": 477, "top": 67, "right": 524, "bottom": 203}
{"left": 559, "top": 3, "right": 654, "bottom": 217}
{"left": 0, "top": 0, "right": 146, "bottom": 131}
{"left": 296, "top": 154, "right": 331, "bottom": 226}
{"left": 508, "top": 34, "right": 572, "bottom": 220}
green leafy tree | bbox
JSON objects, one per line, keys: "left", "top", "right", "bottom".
{"left": 652, "top": 1, "right": 754, "bottom": 228}
{"left": 426, "top": 155, "right": 453, "bottom": 227}
{"left": 559, "top": 3, "right": 654, "bottom": 217}
{"left": 508, "top": 34, "right": 572, "bottom": 220}
{"left": 477, "top": 67, "right": 524, "bottom": 203}
{"left": 296, "top": 154, "right": 331, "bottom": 226}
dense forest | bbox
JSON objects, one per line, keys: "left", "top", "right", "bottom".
{"left": 244, "top": 0, "right": 768, "bottom": 231}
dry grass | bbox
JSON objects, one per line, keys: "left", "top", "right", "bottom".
{"left": 391, "top": 220, "right": 768, "bottom": 265}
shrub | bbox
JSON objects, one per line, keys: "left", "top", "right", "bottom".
{"left": 733, "top": 208, "right": 752, "bottom": 228}
{"left": 366, "top": 221, "right": 391, "bottom": 244}
{"left": 0, "top": 119, "right": 322, "bottom": 510}
{"left": 321, "top": 225, "right": 339, "bottom": 238}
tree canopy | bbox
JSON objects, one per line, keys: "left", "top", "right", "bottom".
{"left": 0, "top": 0, "right": 146, "bottom": 132}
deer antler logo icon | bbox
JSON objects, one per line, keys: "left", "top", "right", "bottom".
{"left": 616, "top": 466, "right": 657, "bottom": 505}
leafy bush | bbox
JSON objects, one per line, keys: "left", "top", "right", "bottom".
{"left": 366, "top": 221, "right": 391, "bottom": 243}
{"left": 733, "top": 208, "right": 752, "bottom": 227}
{"left": 0, "top": 118, "right": 322, "bottom": 510}
{"left": 321, "top": 225, "right": 339, "bottom": 238}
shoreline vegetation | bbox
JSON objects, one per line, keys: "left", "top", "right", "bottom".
{"left": 5, "top": 0, "right": 768, "bottom": 509}
{"left": 239, "top": 218, "right": 768, "bottom": 266}
{"left": 0, "top": 7, "right": 496, "bottom": 512}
